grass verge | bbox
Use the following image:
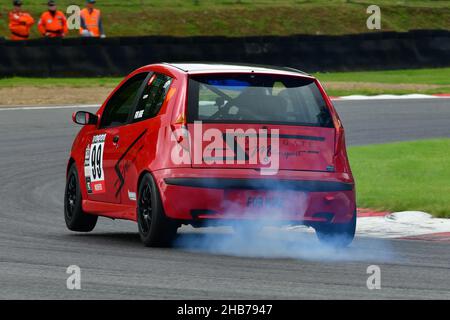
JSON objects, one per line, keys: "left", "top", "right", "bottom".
{"left": 317, "top": 67, "right": 450, "bottom": 96}
{"left": 0, "top": 77, "right": 120, "bottom": 88}
{"left": 0, "top": 1, "right": 449, "bottom": 38}
{"left": 348, "top": 139, "right": 450, "bottom": 218}
{"left": 1, "top": 68, "right": 450, "bottom": 99}
{"left": 316, "top": 67, "right": 450, "bottom": 85}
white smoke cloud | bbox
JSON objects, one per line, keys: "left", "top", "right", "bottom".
{"left": 174, "top": 219, "right": 394, "bottom": 263}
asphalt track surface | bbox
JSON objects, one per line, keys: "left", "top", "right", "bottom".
{"left": 0, "top": 98, "right": 449, "bottom": 299}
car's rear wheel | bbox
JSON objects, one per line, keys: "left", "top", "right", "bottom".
{"left": 314, "top": 210, "right": 356, "bottom": 248}
{"left": 137, "top": 173, "right": 178, "bottom": 247}
{"left": 64, "top": 164, "right": 98, "bottom": 232}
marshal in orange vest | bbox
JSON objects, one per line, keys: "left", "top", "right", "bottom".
{"left": 38, "top": 10, "right": 68, "bottom": 38}
{"left": 8, "top": 10, "right": 35, "bottom": 41}
{"left": 80, "top": 8, "right": 104, "bottom": 37}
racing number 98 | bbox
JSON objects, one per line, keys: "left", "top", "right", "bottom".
{"left": 91, "top": 144, "right": 103, "bottom": 180}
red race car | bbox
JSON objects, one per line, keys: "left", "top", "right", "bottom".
{"left": 65, "top": 63, "right": 356, "bottom": 247}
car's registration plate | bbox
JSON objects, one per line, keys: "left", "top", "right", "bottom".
{"left": 224, "top": 190, "right": 305, "bottom": 211}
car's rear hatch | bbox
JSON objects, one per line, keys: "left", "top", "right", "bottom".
{"left": 185, "top": 72, "right": 336, "bottom": 173}
{"left": 187, "top": 123, "right": 335, "bottom": 172}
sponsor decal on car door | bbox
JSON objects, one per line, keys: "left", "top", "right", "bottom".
{"left": 84, "top": 129, "right": 122, "bottom": 204}
{"left": 84, "top": 134, "right": 106, "bottom": 194}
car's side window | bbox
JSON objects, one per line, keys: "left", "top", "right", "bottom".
{"left": 133, "top": 73, "right": 173, "bottom": 122}
{"left": 100, "top": 73, "right": 148, "bottom": 128}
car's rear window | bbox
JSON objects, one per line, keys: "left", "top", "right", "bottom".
{"left": 187, "top": 73, "right": 333, "bottom": 127}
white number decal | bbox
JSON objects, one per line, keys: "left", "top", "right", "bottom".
{"left": 85, "top": 134, "right": 106, "bottom": 194}
{"left": 134, "top": 110, "right": 144, "bottom": 119}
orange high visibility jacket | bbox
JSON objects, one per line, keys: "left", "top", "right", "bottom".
{"left": 79, "top": 8, "right": 102, "bottom": 37}
{"left": 8, "top": 11, "right": 35, "bottom": 41}
{"left": 38, "top": 10, "right": 68, "bottom": 38}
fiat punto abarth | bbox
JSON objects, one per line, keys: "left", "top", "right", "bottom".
{"left": 65, "top": 63, "right": 356, "bottom": 247}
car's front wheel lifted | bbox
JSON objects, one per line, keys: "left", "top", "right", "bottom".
{"left": 314, "top": 210, "right": 356, "bottom": 248}
{"left": 64, "top": 164, "right": 98, "bottom": 232}
{"left": 137, "top": 173, "right": 178, "bottom": 247}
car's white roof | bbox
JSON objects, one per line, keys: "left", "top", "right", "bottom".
{"left": 165, "top": 62, "right": 313, "bottom": 77}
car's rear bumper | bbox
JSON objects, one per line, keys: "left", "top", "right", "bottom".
{"left": 152, "top": 168, "right": 355, "bottom": 225}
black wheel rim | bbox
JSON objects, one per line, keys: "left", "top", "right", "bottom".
{"left": 66, "top": 173, "right": 77, "bottom": 219}
{"left": 139, "top": 184, "right": 152, "bottom": 235}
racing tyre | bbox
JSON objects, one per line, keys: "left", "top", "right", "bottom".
{"left": 64, "top": 164, "right": 98, "bottom": 232}
{"left": 137, "top": 173, "right": 179, "bottom": 247}
{"left": 314, "top": 210, "right": 356, "bottom": 248}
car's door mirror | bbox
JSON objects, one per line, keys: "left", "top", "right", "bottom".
{"left": 72, "top": 111, "right": 98, "bottom": 126}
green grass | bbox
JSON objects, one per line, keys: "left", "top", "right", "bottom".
{"left": 348, "top": 139, "right": 450, "bottom": 218}
{"left": 2, "top": 67, "right": 450, "bottom": 96}
{"left": 317, "top": 67, "right": 450, "bottom": 95}
{"left": 323, "top": 87, "right": 450, "bottom": 97}
{"left": 0, "top": 0, "right": 449, "bottom": 38}
{"left": 316, "top": 68, "right": 450, "bottom": 85}
{"left": 0, "top": 77, "right": 120, "bottom": 88}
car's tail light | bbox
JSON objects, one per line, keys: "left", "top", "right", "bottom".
{"left": 315, "top": 79, "right": 352, "bottom": 175}
{"left": 333, "top": 119, "right": 351, "bottom": 173}
{"left": 170, "top": 114, "right": 190, "bottom": 150}
{"left": 334, "top": 118, "right": 344, "bottom": 154}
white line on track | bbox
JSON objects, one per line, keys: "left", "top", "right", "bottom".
{"left": 332, "top": 94, "right": 450, "bottom": 101}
